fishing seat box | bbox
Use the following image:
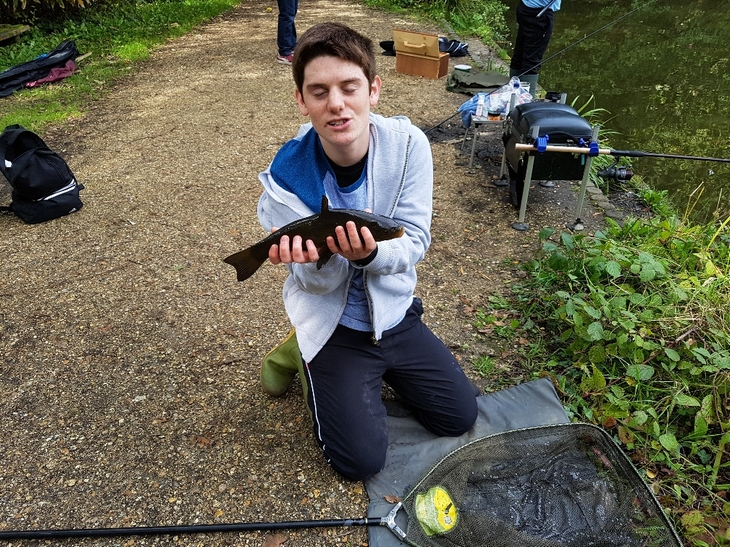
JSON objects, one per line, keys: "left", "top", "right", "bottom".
{"left": 502, "top": 101, "right": 593, "bottom": 181}
{"left": 393, "top": 29, "right": 449, "bottom": 79}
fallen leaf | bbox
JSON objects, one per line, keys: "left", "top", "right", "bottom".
{"left": 602, "top": 416, "right": 617, "bottom": 429}
{"left": 194, "top": 435, "right": 210, "bottom": 447}
{"left": 384, "top": 495, "right": 402, "bottom": 504}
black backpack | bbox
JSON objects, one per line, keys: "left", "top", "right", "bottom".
{"left": 0, "top": 124, "right": 84, "bottom": 224}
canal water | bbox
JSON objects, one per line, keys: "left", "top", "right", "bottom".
{"left": 503, "top": 0, "right": 730, "bottom": 222}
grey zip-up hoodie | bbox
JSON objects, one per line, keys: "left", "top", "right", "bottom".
{"left": 257, "top": 113, "right": 433, "bottom": 362}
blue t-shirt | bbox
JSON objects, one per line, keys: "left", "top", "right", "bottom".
{"left": 522, "top": 0, "right": 561, "bottom": 11}
{"left": 323, "top": 168, "right": 372, "bottom": 332}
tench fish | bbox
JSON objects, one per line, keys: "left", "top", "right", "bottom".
{"left": 224, "top": 196, "right": 405, "bottom": 282}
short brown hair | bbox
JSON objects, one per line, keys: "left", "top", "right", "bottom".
{"left": 292, "top": 23, "right": 376, "bottom": 93}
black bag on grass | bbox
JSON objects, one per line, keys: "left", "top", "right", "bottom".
{"left": 0, "top": 124, "right": 84, "bottom": 224}
{"left": 0, "top": 40, "right": 79, "bottom": 98}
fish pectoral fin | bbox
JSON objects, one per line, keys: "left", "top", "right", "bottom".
{"left": 315, "top": 248, "right": 334, "bottom": 270}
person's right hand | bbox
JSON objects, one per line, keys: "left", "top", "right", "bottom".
{"left": 268, "top": 227, "right": 321, "bottom": 266}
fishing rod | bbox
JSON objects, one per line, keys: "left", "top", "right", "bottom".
{"left": 513, "top": 0, "right": 661, "bottom": 82}
{"left": 424, "top": 0, "right": 660, "bottom": 134}
{"left": 513, "top": 142, "right": 730, "bottom": 163}
{"left": 537, "top": 0, "right": 558, "bottom": 18}
{"left": 0, "top": 502, "right": 406, "bottom": 541}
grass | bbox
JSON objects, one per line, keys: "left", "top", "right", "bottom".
{"left": 0, "top": 0, "right": 241, "bottom": 133}
{"left": 362, "top": 0, "right": 510, "bottom": 53}
{"left": 471, "top": 214, "right": 730, "bottom": 545}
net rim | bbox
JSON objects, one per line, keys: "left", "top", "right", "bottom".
{"left": 400, "top": 422, "right": 683, "bottom": 547}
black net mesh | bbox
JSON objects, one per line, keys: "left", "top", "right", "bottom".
{"left": 401, "top": 423, "right": 682, "bottom": 547}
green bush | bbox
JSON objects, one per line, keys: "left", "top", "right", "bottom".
{"left": 515, "top": 216, "right": 730, "bottom": 544}
{"left": 2, "top": 0, "right": 85, "bottom": 24}
{"left": 363, "top": 0, "right": 509, "bottom": 46}
{"left": 1, "top": 0, "right": 136, "bottom": 24}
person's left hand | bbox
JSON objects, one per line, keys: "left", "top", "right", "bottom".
{"left": 327, "top": 220, "right": 377, "bottom": 262}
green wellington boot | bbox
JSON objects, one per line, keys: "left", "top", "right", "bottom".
{"left": 260, "top": 329, "right": 303, "bottom": 396}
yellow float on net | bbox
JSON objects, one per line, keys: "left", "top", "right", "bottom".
{"left": 414, "top": 486, "right": 458, "bottom": 536}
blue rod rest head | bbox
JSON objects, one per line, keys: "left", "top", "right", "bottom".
{"left": 536, "top": 134, "right": 549, "bottom": 152}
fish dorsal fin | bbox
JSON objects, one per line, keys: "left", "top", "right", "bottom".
{"left": 320, "top": 195, "right": 329, "bottom": 214}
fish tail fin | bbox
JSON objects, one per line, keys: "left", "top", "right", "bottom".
{"left": 223, "top": 244, "right": 269, "bottom": 282}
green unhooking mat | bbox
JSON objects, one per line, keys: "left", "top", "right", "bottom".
{"left": 446, "top": 68, "right": 509, "bottom": 95}
{"left": 365, "top": 378, "right": 682, "bottom": 547}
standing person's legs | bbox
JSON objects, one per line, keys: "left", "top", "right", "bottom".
{"left": 510, "top": 1, "right": 527, "bottom": 75}
{"left": 276, "top": 0, "right": 298, "bottom": 57}
{"left": 511, "top": 1, "right": 554, "bottom": 76}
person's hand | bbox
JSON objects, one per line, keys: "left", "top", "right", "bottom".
{"left": 267, "top": 227, "right": 321, "bottom": 265}
{"left": 326, "top": 220, "right": 377, "bottom": 262}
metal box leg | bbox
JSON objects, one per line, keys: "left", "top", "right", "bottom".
{"left": 512, "top": 125, "right": 540, "bottom": 231}
{"left": 567, "top": 125, "right": 600, "bottom": 231}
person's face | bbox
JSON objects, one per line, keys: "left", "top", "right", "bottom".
{"left": 295, "top": 55, "right": 381, "bottom": 165}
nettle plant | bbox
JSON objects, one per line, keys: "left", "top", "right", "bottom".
{"left": 521, "top": 215, "right": 729, "bottom": 521}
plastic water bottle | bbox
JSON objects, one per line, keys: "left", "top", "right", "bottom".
{"left": 510, "top": 76, "right": 521, "bottom": 109}
{"left": 475, "top": 93, "right": 486, "bottom": 119}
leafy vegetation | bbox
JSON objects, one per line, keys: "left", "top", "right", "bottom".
{"left": 0, "top": 0, "right": 240, "bottom": 132}
{"left": 2, "top": 0, "right": 88, "bottom": 22}
{"left": 472, "top": 208, "right": 730, "bottom": 545}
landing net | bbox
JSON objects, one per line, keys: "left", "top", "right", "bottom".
{"left": 400, "top": 423, "right": 682, "bottom": 547}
